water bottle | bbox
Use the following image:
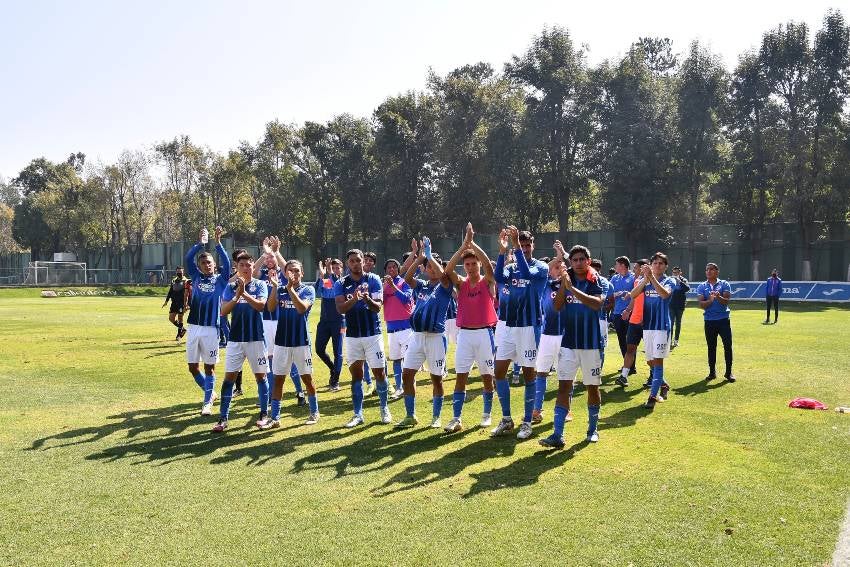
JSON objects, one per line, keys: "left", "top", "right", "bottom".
{"left": 201, "top": 227, "right": 209, "bottom": 244}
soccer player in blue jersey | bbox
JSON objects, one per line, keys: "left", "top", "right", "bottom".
{"left": 213, "top": 252, "right": 270, "bottom": 432}
{"left": 261, "top": 260, "right": 319, "bottom": 427}
{"left": 184, "top": 226, "right": 230, "bottom": 416}
{"left": 395, "top": 237, "right": 454, "bottom": 428}
{"left": 492, "top": 227, "right": 549, "bottom": 438}
{"left": 633, "top": 252, "right": 674, "bottom": 410}
{"left": 697, "top": 263, "right": 736, "bottom": 383}
{"left": 616, "top": 259, "right": 648, "bottom": 387}
{"left": 383, "top": 250, "right": 417, "bottom": 400}
{"left": 315, "top": 257, "right": 345, "bottom": 391}
{"left": 335, "top": 249, "right": 391, "bottom": 427}
{"left": 591, "top": 258, "right": 613, "bottom": 368}
{"left": 539, "top": 245, "right": 605, "bottom": 448}
{"left": 609, "top": 256, "right": 634, "bottom": 382}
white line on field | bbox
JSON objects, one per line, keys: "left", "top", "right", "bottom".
{"left": 834, "top": 498, "right": 850, "bottom": 567}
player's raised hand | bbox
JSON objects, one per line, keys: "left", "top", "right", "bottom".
{"left": 553, "top": 240, "right": 565, "bottom": 259}
{"left": 561, "top": 268, "right": 573, "bottom": 290}
{"left": 417, "top": 240, "right": 426, "bottom": 260}
{"left": 270, "top": 236, "right": 281, "bottom": 252}
{"left": 498, "top": 229, "right": 509, "bottom": 254}
{"left": 262, "top": 237, "right": 273, "bottom": 255}
{"left": 268, "top": 269, "right": 279, "bottom": 288}
{"left": 464, "top": 222, "right": 474, "bottom": 246}
{"left": 234, "top": 276, "right": 245, "bottom": 296}
{"left": 214, "top": 226, "right": 224, "bottom": 243}
{"left": 423, "top": 236, "right": 433, "bottom": 260}
{"left": 641, "top": 264, "right": 651, "bottom": 279}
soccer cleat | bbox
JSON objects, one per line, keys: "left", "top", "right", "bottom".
{"left": 296, "top": 392, "right": 306, "bottom": 406}
{"left": 660, "top": 383, "right": 670, "bottom": 400}
{"left": 328, "top": 383, "right": 340, "bottom": 392}
{"left": 671, "top": 340, "right": 678, "bottom": 349}
{"left": 705, "top": 373, "right": 717, "bottom": 382}
{"left": 516, "top": 422, "right": 534, "bottom": 440}
{"left": 724, "top": 374, "right": 736, "bottom": 383}
{"left": 539, "top": 433, "right": 565, "bottom": 449}
{"left": 479, "top": 413, "right": 492, "bottom": 428}
{"left": 490, "top": 417, "right": 515, "bottom": 437}
{"left": 391, "top": 388, "right": 405, "bottom": 401}
{"left": 258, "top": 418, "right": 281, "bottom": 430}
{"left": 395, "top": 415, "right": 419, "bottom": 428}
{"left": 511, "top": 373, "right": 521, "bottom": 386}
{"left": 200, "top": 402, "right": 213, "bottom": 416}
{"left": 344, "top": 414, "right": 364, "bottom": 428}
{"left": 232, "top": 388, "right": 242, "bottom": 398}
{"left": 628, "top": 368, "right": 637, "bottom": 376}
{"left": 305, "top": 413, "right": 320, "bottom": 425}
{"left": 363, "top": 383, "right": 375, "bottom": 397}
{"left": 429, "top": 417, "right": 442, "bottom": 429}
{"left": 212, "top": 420, "right": 228, "bottom": 432}
{"left": 566, "top": 410, "right": 573, "bottom": 422}
{"left": 178, "top": 327, "right": 187, "bottom": 339}
{"left": 380, "top": 407, "right": 393, "bottom": 424}
{"left": 615, "top": 376, "right": 629, "bottom": 388}
{"left": 256, "top": 416, "right": 271, "bottom": 428}
{"left": 587, "top": 430, "right": 599, "bottom": 443}
{"left": 531, "top": 410, "right": 543, "bottom": 424}
{"left": 444, "top": 417, "right": 463, "bottom": 433}
{"left": 643, "top": 378, "right": 652, "bottom": 388}
{"left": 644, "top": 396, "right": 657, "bottom": 409}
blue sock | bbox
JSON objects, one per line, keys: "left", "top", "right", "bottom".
{"left": 650, "top": 366, "right": 664, "bottom": 398}
{"left": 266, "top": 372, "right": 276, "bottom": 408}
{"left": 553, "top": 404, "right": 568, "bottom": 438}
{"left": 290, "top": 364, "right": 303, "bottom": 394}
{"left": 523, "top": 381, "right": 535, "bottom": 422}
{"left": 495, "top": 379, "right": 511, "bottom": 417}
{"left": 513, "top": 362, "right": 520, "bottom": 377}
{"left": 219, "top": 380, "right": 235, "bottom": 420}
{"left": 308, "top": 394, "right": 318, "bottom": 414}
{"left": 376, "top": 380, "right": 389, "bottom": 408}
{"left": 534, "top": 376, "right": 547, "bottom": 412}
{"left": 452, "top": 391, "right": 466, "bottom": 419}
{"left": 433, "top": 395, "right": 443, "bottom": 419}
{"left": 363, "top": 363, "right": 372, "bottom": 385}
{"left": 351, "top": 380, "right": 364, "bottom": 415}
{"left": 404, "top": 394, "right": 415, "bottom": 417}
{"left": 270, "top": 399, "right": 281, "bottom": 421}
{"left": 588, "top": 404, "right": 600, "bottom": 435}
{"left": 483, "top": 390, "right": 494, "bottom": 415}
{"left": 203, "top": 374, "right": 216, "bottom": 405}
{"left": 257, "top": 377, "right": 269, "bottom": 416}
{"left": 393, "top": 360, "right": 403, "bottom": 389}
{"left": 192, "top": 372, "right": 204, "bottom": 390}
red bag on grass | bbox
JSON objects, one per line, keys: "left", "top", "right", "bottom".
{"left": 788, "top": 397, "right": 828, "bottom": 410}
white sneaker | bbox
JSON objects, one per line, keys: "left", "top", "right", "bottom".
{"left": 256, "top": 416, "right": 272, "bottom": 429}
{"left": 211, "top": 391, "right": 218, "bottom": 404}
{"left": 490, "top": 417, "right": 515, "bottom": 437}
{"left": 391, "top": 388, "right": 405, "bottom": 401}
{"left": 516, "top": 421, "right": 534, "bottom": 440}
{"left": 587, "top": 430, "right": 599, "bottom": 443}
{"left": 479, "top": 413, "right": 492, "bottom": 428}
{"left": 444, "top": 417, "right": 463, "bottom": 433}
{"left": 305, "top": 412, "right": 320, "bottom": 425}
{"left": 380, "top": 407, "right": 393, "bottom": 424}
{"left": 363, "top": 383, "right": 375, "bottom": 397}
{"left": 258, "top": 419, "right": 280, "bottom": 430}
{"left": 345, "top": 414, "right": 364, "bottom": 428}
{"left": 429, "top": 417, "right": 442, "bottom": 429}
{"left": 201, "top": 402, "right": 213, "bottom": 416}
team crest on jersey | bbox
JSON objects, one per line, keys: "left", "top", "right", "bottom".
{"left": 564, "top": 294, "right": 575, "bottom": 303}
{"left": 346, "top": 293, "right": 354, "bottom": 300}
{"left": 550, "top": 291, "right": 557, "bottom": 299}
{"left": 198, "top": 281, "right": 215, "bottom": 293}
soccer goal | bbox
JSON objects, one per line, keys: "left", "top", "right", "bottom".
{"left": 25, "top": 261, "right": 88, "bottom": 285}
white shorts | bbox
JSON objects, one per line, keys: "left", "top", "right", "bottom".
{"left": 599, "top": 320, "right": 609, "bottom": 348}
{"left": 225, "top": 341, "right": 269, "bottom": 374}
{"left": 272, "top": 344, "right": 313, "bottom": 376}
{"left": 494, "top": 320, "right": 508, "bottom": 350}
{"left": 262, "top": 320, "right": 278, "bottom": 355}
{"left": 557, "top": 348, "right": 603, "bottom": 385}
{"left": 643, "top": 329, "right": 671, "bottom": 360}
{"left": 445, "top": 318, "right": 458, "bottom": 344}
{"left": 402, "top": 332, "right": 447, "bottom": 375}
{"left": 345, "top": 334, "right": 385, "bottom": 368}
{"left": 388, "top": 327, "right": 413, "bottom": 360}
{"left": 494, "top": 325, "right": 540, "bottom": 367}
{"left": 534, "top": 333, "right": 563, "bottom": 373}
{"left": 186, "top": 325, "right": 220, "bottom": 365}
{"left": 455, "top": 328, "right": 496, "bottom": 375}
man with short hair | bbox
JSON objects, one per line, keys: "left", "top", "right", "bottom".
{"left": 315, "top": 257, "right": 345, "bottom": 391}
{"left": 360, "top": 251, "right": 378, "bottom": 394}
{"left": 697, "top": 263, "right": 736, "bottom": 383}
{"left": 162, "top": 266, "right": 189, "bottom": 340}
{"left": 615, "top": 259, "right": 648, "bottom": 387}
{"left": 213, "top": 251, "right": 270, "bottom": 432}
{"left": 633, "top": 252, "right": 674, "bottom": 410}
{"left": 184, "top": 227, "right": 229, "bottom": 415}
{"left": 383, "top": 251, "right": 416, "bottom": 400}
{"left": 590, "top": 258, "right": 612, "bottom": 368}
{"left": 335, "top": 249, "right": 391, "bottom": 427}
{"left": 765, "top": 269, "right": 782, "bottom": 324}
{"left": 609, "top": 256, "right": 634, "bottom": 377}
{"left": 669, "top": 266, "right": 690, "bottom": 348}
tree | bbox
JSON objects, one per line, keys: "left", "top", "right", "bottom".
{"left": 12, "top": 158, "right": 63, "bottom": 259}
{"left": 154, "top": 136, "right": 208, "bottom": 242}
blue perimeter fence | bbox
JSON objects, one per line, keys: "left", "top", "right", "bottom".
{"left": 685, "top": 281, "right": 850, "bottom": 302}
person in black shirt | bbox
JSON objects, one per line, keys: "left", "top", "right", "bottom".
{"left": 669, "top": 266, "right": 690, "bottom": 348}
{"left": 162, "top": 267, "right": 189, "bottom": 340}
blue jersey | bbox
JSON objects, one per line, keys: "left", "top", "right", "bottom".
{"left": 446, "top": 295, "right": 458, "bottom": 319}
{"left": 609, "top": 272, "right": 634, "bottom": 316}
{"left": 274, "top": 283, "right": 315, "bottom": 347}
{"left": 697, "top": 280, "right": 732, "bottom": 321}
{"left": 497, "top": 281, "right": 510, "bottom": 321}
{"left": 597, "top": 275, "right": 612, "bottom": 321}
{"left": 494, "top": 251, "right": 548, "bottom": 328}
{"left": 410, "top": 279, "right": 453, "bottom": 333}
{"left": 541, "top": 279, "right": 565, "bottom": 336}
{"left": 315, "top": 275, "right": 344, "bottom": 325}
{"left": 185, "top": 242, "right": 231, "bottom": 328}
{"left": 642, "top": 275, "right": 674, "bottom": 331}
{"left": 222, "top": 278, "right": 268, "bottom": 342}
{"left": 560, "top": 274, "right": 604, "bottom": 351}
{"left": 334, "top": 272, "right": 383, "bottom": 338}
{"left": 257, "top": 266, "right": 279, "bottom": 322}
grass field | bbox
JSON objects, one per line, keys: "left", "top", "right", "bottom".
{"left": 0, "top": 288, "right": 848, "bottom": 566}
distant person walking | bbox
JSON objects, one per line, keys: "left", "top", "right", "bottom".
{"left": 162, "top": 266, "right": 189, "bottom": 341}
{"left": 669, "top": 266, "right": 690, "bottom": 348}
{"left": 764, "top": 269, "right": 782, "bottom": 324}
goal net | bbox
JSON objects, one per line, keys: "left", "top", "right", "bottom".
{"left": 25, "top": 261, "right": 88, "bottom": 285}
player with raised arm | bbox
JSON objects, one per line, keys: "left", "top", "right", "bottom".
{"left": 615, "top": 259, "right": 648, "bottom": 388}
{"left": 261, "top": 260, "right": 319, "bottom": 427}
{"left": 184, "top": 227, "right": 230, "bottom": 415}
{"left": 633, "top": 252, "right": 674, "bottom": 410}
{"left": 492, "top": 227, "right": 549, "bottom": 438}
{"left": 212, "top": 251, "right": 270, "bottom": 432}
{"left": 442, "top": 223, "right": 498, "bottom": 432}
{"left": 314, "top": 257, "right": 345, "bottom": 391}
{"left": 383, "top": 248, "right": 416, "bottom": 400}
{"left": 539, "top": 245, "right": 605, "bottom": 448}
{"left": 335, "top": 249, "right": 391, "bottom": 427}
{"left": 395, "top": 237, "right": 454, "bottom": 428}
{"left": 697, "top": 263, "right": 736, "bottom": 383}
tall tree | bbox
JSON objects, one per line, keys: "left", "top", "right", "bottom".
{"left": 154, "top": 136, "right": 207, "bottom": 242}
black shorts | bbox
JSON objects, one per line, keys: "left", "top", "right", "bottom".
{"left": 169, "top": 303, "right": 185, "bottom": 315}
{"left": 626, "top": 323, "right": 643, "bottom": 346}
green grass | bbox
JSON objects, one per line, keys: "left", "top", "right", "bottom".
{"left": 0, "top": 292, "right": 848, "bottom": 566}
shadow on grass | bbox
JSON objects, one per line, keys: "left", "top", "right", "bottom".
{"left": 673, "top": 377, "right": 730, "bottom": 397}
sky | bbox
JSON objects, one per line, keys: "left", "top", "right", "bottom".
{"left": 0, "top": 0, "right": 843, "bottom": 181}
